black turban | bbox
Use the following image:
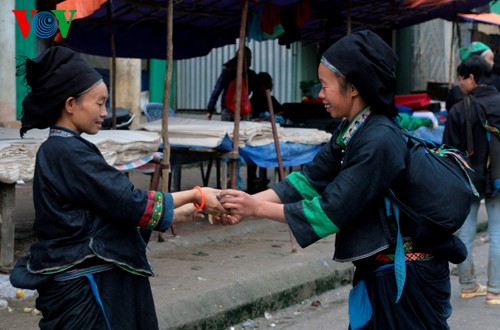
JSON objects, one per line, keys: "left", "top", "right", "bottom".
{"left": 20, "top": 46, "right": 102, "bottom": 137}
{"left": 321, "top": 30, "right": 398, "bottom": 114}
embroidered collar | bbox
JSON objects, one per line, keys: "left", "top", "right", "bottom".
{"left": 49, "top": 126, "right": 79, "bottom": 138}
{"left": 335, "top": 106, "right": 372, "bottom": 148}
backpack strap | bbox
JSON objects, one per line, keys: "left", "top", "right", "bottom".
{"left": 464, "top": 97, "right": 475, "bottom": 156}
{"left": 468, "top": 94, "right": 500, "bottom": 137}
{"left": 384, "top": 193, "right": 405, "bottom": 303}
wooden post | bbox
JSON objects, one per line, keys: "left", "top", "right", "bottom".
{"left": 448, "top": 20, "right": 456, "bottom": 90}
{"left": 161, "top": 0, "right": 173, "bottom": 193}
{"left": 230, "top": 0, "right": 250, "bottom": 189}
{"left": 0, "top": 183, "right": 16, "bottom": 268}
{"left": 107, "top": 0, "right": 117, "bottom": 129}
{"left": 265, "top": 90, "right": 297, "bottom": 253}
{"left": 265, "top": 90, "right": 285, "bottom": 181}
{"left": 116, "top": 58, "right": 141, "bottom": 128}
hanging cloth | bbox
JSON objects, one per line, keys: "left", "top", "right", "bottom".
{"left": 261, "top": 3, "right": 284, "bottom": 39}
{"left": 278, "top": 5, "right": 300, "bottom": 47}
{"left": 247, "top": 7, "right": 264, "bottom": 41}
{"left": 296, "top": 0, "right": 312, "bottom": 27}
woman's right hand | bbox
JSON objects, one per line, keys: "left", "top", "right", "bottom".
{"left": 219, "top": 189, "right": 259, "bottom": 219}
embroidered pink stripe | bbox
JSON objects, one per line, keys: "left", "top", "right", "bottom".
{"left": 138, "top": 191, "right": 156, "bottom": 227}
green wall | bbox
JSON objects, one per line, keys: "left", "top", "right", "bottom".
{"left": 491, "top": 1, "right": 500, "bottom": 13}
{"left": 395, "top": 27, "right": 413, "bottom": 95}
{"left": 149, "top": 59, "right": 175, "bottom": 108}
{"left": 15, "top": 0, "right": 37, "bottom": 120}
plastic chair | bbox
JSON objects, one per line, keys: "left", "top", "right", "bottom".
{"left": 143, "top": 103, "right": 176, "bottom": 122}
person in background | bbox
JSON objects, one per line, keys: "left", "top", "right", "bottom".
{"left": 220, "top": 30, "right": 460, "bottom": 328}
{"left": 443, "top": 55, "right": 500, "bottom": 305}
{"left": 206, "top": 46, "right": 256, "bottom": 121}
{"left": 446, "top": 41, "right": 494, "bottom": 111}
{"left": 250, "top": 71, "right": 283, "bottom": 120}
{"left": 206, "top": 47, "right": 256, "bottom": 189}
{"left": 246, "top": 72, "right": 283, "bottom": 193}
{"left": 12, "top": 46, "right": 231, "bottom": 330}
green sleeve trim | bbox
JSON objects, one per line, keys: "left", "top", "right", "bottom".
{"left": 287, "top": 172, "right": 321, "bottom": 200}
{"left": 302, "top": 198, "right": 339, "bottom": 238}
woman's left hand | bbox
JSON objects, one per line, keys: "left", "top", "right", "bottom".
{"left": 173, "top": 204, "right": 205, "bottom": 223}
{"left": 201, "top": 187, "right": 226, "bottom": 214}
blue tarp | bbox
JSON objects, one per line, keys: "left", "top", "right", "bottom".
{"left": 167, "top": 134, "right": 324, "bottom": 168}
{"left": 239, "top": 142, "right": 323, "bottom": 168}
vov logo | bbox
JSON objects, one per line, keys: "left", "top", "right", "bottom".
{"left": 12, "top": 10, "right": 77, "bottom": 39}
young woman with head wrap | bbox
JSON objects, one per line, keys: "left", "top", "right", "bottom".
{"left": 13, "top": 46, "right": 232, "bottom": 330}
{"left": 218, "top": 31, "right": 461, "bottom": 329}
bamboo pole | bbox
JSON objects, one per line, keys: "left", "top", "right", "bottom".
{"left": 161, "top": 0, "right": 173, "bottom": 193}
{"left": 265, "top": 90, "right": 285, "bottom": 181}
{"left": 265, "top": 90, "right": 297, "bottom": 253}
{"left": 230, "top": 0, "right": 249, "bottom": 189}
{"left": 106, "top": 0, "right": 117, "bottom": 129}
{"left": 448, "top": 20, "right": 456, "bottom": 90}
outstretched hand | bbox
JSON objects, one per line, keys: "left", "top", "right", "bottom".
{"left": 199, "top": 187, "right": 239, "bottom": 225}
{"left": 219, "top": 189, "right": 259, "bottom": 220}
{"left": 173, "top": 204, "right": 205, "bottom": 223}
{"left": 201, "top": 187, "right": 226, "bottom": 214}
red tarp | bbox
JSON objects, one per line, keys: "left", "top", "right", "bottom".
{"left": 459, "top": 12, "right": 500, "bottom": 26}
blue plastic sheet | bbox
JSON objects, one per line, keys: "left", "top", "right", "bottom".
{"left": 239, "top": 142, "right": 323, "bottom": 168}
{"left": 411, "top": 126, "right": 444, "bottom": 145}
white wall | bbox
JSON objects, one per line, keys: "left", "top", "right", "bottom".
{"left": 175, "top": 39, "right": 300, "bottom": 111}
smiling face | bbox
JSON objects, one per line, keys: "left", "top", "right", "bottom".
{"left": 317, "top": 63, "right": 362, "bottom": 120}
{"left": 57, "top": 81, "right": 109, "bottom": 135}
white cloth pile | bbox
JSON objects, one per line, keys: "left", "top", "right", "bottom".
{"left": 0, "top": 141, "right": 41, "bottom": 184}
{"left": 0, "top": 128, "right": 161, "bottom": 183}
{"left": 137, "top": 117, "right": 233, "bottom": 148}
{"left": 136, "top": 117, "right": 332, "bottom": 148}
{"left": 83, "top": 130, "right": 161, "bottom": 165}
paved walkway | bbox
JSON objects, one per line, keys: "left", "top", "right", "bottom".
{"left": 0, "top": 165, "right": 489, "bottom": 329}
{"left": 1, "top": 166, "right": 354, "bottom": 329}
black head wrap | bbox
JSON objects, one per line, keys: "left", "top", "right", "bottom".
{"left": 320, "top": 30, "right": 398, "bottom": 116}
{"left": 19, "top": 46, "right": 102, "bottom": 137}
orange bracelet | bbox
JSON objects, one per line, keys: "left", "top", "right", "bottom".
{"left": 193, "top": 186, "right": 205, "bottom": 209}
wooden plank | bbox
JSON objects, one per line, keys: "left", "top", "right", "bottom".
{"left": 0, "top": 182, "right": 16, "bottom": 268}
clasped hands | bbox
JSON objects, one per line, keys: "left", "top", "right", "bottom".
{"left": 197, "top": 188, "right": 258, "bottom": 225}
